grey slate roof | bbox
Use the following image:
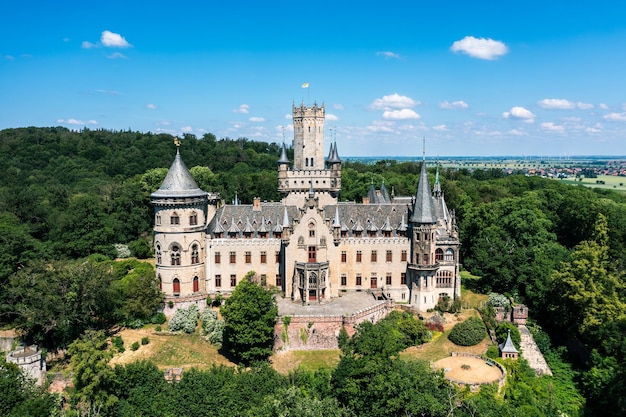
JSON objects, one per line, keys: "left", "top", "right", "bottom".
{"left": 278, "top": 143, "right": 290, "bottom": 165}
{"left": 327, "top": 142, "right": 341, "bottom": 164}
{"left": 208, "top": 203, "right": 299, "bottom": 236}
{"left": 410, "top": 162, "right": 437, "bottom": 224}
{"left": 151, "top": 149, "right": 208, "bottom": 198}
{"left": 499, "top": 330, "right": 519, "bottom": 354}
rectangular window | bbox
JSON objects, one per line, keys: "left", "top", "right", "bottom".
{"left": 341, "top": 274, "right": 347, "bottom": 286}
{"left": 371, "top": 250, "right": 377, "bottom": 262}
{"left": 386, "top": 274, "right": 392, "bottom": 285}
{"left": 189, "top": 213, "right": 198, "bottom": 226}
{"left": 401, "top": 273, "right": 406, "bottom": 285}
{"left": 356, "top": 274, "right": 362, "bottom": 286}
{"left": 308, "top": 246, "right": 316, "bottom": 263}
{"left": 275, "top": 251, "right": 281, "bottom": 263}
{"left": 260, "top": 274, "right": 267, "bottom": 286}
{"left": 230, "top": 251, "right": 236, "bottom": 264}
{"left": 260, "top": 251, "right": 267, "bottom": 264}
{"left": 215, "top": 252, "right": 221, "bottom": 264}
{"left": 386, "top": 250, "right": 392, "bottom": 262}
{"left": 215, "top": 275, "right": 221, "bottom": 288}
{"left": 245, "top": 251, "right": 251, "bottom": 263}
{"left": 156, "top": 215, "right": 161, "bottom": 225}
{"left": 356, "top": 251, "right": 362, "bottom": 263}
{"left": 370, "top": 274, "right": 377, "bottom": 289}
{"left": 309, "top": 230, "right": 315, "bottom": 237}
{"left": 341, "top": 251, "right": 347, "bottom": 263}
{"left": 401, "top": 250, "right": 407, "bottom": 262}
{"left": 230, "top": 274, "right": 237, "bottom": 287}
{"left": 276, "top": 275, "right": 282, "bottom": 287}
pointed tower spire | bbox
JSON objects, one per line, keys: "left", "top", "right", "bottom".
{"left": 333, "top": 206, "right": 341, "bottom": 228}
{"left": 282, "top": 206, "right": 290, "bottom": 228}
{"left": 278, "top": 142, "right": 290, "bottom": 165}
{"left": 410, "top": 161, "right": 437, "bottom": 224}
{"left": 151, "top": 144, "right": 207, "bottom": 198}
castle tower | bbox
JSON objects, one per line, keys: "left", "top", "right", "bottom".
{"left": 278, "top": 102, "right": 341, "bottom": 206}
{"left": 407, "top": 161, "right": 440, "bottom": 309}
{"left": 293, "top": 102, "right": 325, "bottom": 170}
{"left": 151, "top": 142, "right": 215, "bottom": 312}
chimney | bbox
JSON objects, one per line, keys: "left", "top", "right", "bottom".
{"left": 253, "top": 197, "right": 261, "bottom": 211}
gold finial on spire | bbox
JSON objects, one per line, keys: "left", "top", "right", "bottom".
{"left": 174, "top": 137, "right": 181, "bottom": 148}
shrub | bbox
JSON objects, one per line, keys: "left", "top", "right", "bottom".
{"left": 488, "top": 292, "right": 510, "bottom": 310}
{"left": 448, "top": 316, "right": 487, "bottom": 346}
{"left": 114, "top": 243, "right": 131, "bottom": 258}
{"left": 141, "top": 337, "right": 150, "bottom": 345}
{"left": 155, "top": 325, "right": 162, "bottom": 332}
{"left": 168, "top": 305, "right": 199, "bottom": 333}
{"left": 425, "top": 322, "right": 444, "bottom": 333}
{"left": 126, "top": 318, "right": 144, "bottom": 329}
{"left": 131, "top": 341, "right": 140, "bottom": 351}
{"left": 486, "top": 345, "right": 500, "bottom": 359}
{"left": 150, "top": 312, "right": 167, "bottom": 325}
{"left": 112, "top": 336, "right": 125, "bottom": 353}
{"left": 201, "top": 308, "right": 224, "bottom": 345}
{"left": 495, "top": 322, "right": 521, "bottom": 350}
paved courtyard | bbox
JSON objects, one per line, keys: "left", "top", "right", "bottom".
{"left": 276, "top": 291, "right": 383, "bottom": 316}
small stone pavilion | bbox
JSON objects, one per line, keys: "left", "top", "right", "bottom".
{"left": 499, "top": 330, "right": 519, "bottom": 359}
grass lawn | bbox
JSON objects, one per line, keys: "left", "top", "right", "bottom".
{"left": 558, "top": 175, "right": 626, "bottom": 193}
{"left": 271, "top": 349, "right": 341, "bottom": 374}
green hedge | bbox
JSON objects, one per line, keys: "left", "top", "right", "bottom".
{"left": 448, "top": 316, "right": 487, "bottom": 346}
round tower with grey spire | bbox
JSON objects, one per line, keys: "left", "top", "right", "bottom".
{"left": 151, "top": 139, "right": 219, "bottom": 314}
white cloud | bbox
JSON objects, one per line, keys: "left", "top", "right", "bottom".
{"left": 538, "top": 98, "right": 593, "bottom": 109}
{"left": 376, "top": 51, "right": 400, "bottom": 59}
{"left": 439, "top": 100, "right": 468, "bottom": 109}
{"left": 507, "top": 129, "right": 526, "bottom": 136}
{"left": 586, "top": 126, "right": 602, "bottom": 133}
{"left": 382, "top": 109, "right": 421, "bottom": 120}
{"left": 603, "top": 112, "right": 626, "bottom": 122}
{"left": 562, "top": 116, "right": 581, "bottom": 122}
{"left": 57, "top": 118, "right": 97, "bottom": 125}
{"left": 369, "top": 93, "right": 419, "bottom": 110}
{"left": 333, "top": 103, "right": 344, "bottom": 110}
{"left": 326, "top": 114, "right": 339, "bottom": 121}
{"left": 599, "top": 103, "right": 609, "bottom": 110}
{"left": 81, "top": 41, "right": 97, "bottom": 49}
{"left": 502, "top": 106, "right": 535, "bottom": 123}
{"left": 101, "top": 30, "right": 132, "bottom": 48}
{"left": 107, "top": 52, "right": 127, "bottom": 59}
{"left": 146, "top": 103, "right": 157, "bottom": 110}
{"left": 156, "top": 120, "right": 171, "bottom": 126}
{"left": 284, "top": 113, "right": 292, "bottom": 119}
{"left": 181, "top": 126, "right": 193, "bottom": 133}
{"left": 432, "top": 124, "right": 449, "bottom": 131}
{"left": 541, "top": 122, "right": 565, "bottom": 132}
{"left": 450, "top": 36, "right": 508, "bottom": 60}
{"left": 233, "top": 104, "right": 249, "bottom": 114}
{"left": 249, "top": 117, "right": 265, "bottom": 122}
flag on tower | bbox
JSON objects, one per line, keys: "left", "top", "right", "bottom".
{"left": 301, "top": 82, "right": 309, "bottom": 88}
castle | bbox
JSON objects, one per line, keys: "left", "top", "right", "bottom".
{"left": 152, "top": 102, "right": 460, "bottom": 313}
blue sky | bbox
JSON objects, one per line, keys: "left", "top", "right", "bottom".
{"left": 2, "top": 1, "right": 626, "bottom": 157}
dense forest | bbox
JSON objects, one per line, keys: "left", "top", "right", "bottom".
{"left": 0, "top": 127, "right": 625, "bottom": 416}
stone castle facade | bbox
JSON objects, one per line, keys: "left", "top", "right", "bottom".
{"left": 152, "top": 102, "right": 461, "bottom": 313}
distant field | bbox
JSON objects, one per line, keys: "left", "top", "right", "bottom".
{"left": 557, "top": 175, "right": 626, "bottom": 192}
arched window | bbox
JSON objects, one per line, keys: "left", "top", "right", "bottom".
{"left": 171, "top": 245, "right": 181, "bottom": 265}
{"left": 189, "top": 212, "right": 198, "bottom": 226}
{"left": 305, "top": 158, "right": 309, "bottom": 167}
{"left": 310, "top": 158, "right": 314, "bottom": 166}
{"left": 435, "top": 248, "right": 444, "bottom": 261}
{"left": 191, "top": 244, "right": 200, "bottom": 264}
{"left": 170, "top": 212, "right": 180, "bottom": 225}
{"left": 193, "top": 276, "right": 199, "bottom": 292}
{"left": 158, "top": 274, "right": 162, "bottom": 290}
{"left": 173, "top": 278, "right": 180, "bottom": 295}
{"left": 156, "top": 243, "right": 162, "bottom": 265}
{"left": 445, "top": 248, "right": 454, "bottom": 261}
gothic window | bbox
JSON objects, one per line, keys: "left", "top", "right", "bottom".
{"left": 445, "top": 248, "right": 454, "bottom": 261}
{"left": 189, "top": 212, "right": 198, "bottom": 226}
{"left": 158, "top": 274, "right": 162, "bottom": 290}
{"left": 156, "top": 243, "right": 162, "bottom": 265}
{"left": 171, "top": 245, "right": 181, "bottom": 265}
{"left": 309, "top": 230, "right": 315, "bottom": 237}
{"left": 170, "top": 212, "right": 180, "bottom": 225}
{"left": 156, "top": 215, "right": 161, "bottom": 225}
{"left": 173, "top": 278, "right": 180, "bottom": 295}
{"left": 215, "top": 275, "right": 221, "bottom": 287}
{"left": 193, "top": 276, "right": 199, "bottom": 292}
{"left": 386, "top": 250, "right": 392, "bottom": 262}
{"left": 191, "top": 244, "right": 200, "bottom": 264}
{"left": 435, "top": 248, "right": 444, "bottom": 262}
{"left": 401, "top": 250, "right": 407, "bottom": 262}
{"left": 308, "top": 272, "right": 317, "bottom": 285}
{"left": 311, "top": 158, "right": 314, "bottom": 166}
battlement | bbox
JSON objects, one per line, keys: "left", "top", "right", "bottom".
{"left": 292, "top": 103, "right": 325, "bottom": 119}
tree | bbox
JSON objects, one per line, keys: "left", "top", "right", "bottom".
{"left": 68, "top": 330, "right": 116, "bottom": 410}
{"left": 221, "top": 272, "right": 278, "bottom": 364}
{"left": 0, "top": 356, "right": 56, "bottom": 417}
{"left": 496, "top": 322, "right": 522, "bottom": 350}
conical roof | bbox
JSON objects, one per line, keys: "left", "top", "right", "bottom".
{"left": 380, "top": 180, "right": 391, "bottom": 203}
{"left": 151, "top": 149, "right": 207, "bottom": 198}
{"left": 327, "top": 142, "right": 341, "bottom": 164}
{"left": 278, "top": 143, "right": 290, "bottom": 165}
{"left": 410, "top": 161, "right": 437, "bottom": 224}
{"left": 499, "top": 330, "right": 519, "bottom": 354}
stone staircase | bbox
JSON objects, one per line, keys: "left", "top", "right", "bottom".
{"left": 518, "top": 325, "right": 552, "bottom": 376}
